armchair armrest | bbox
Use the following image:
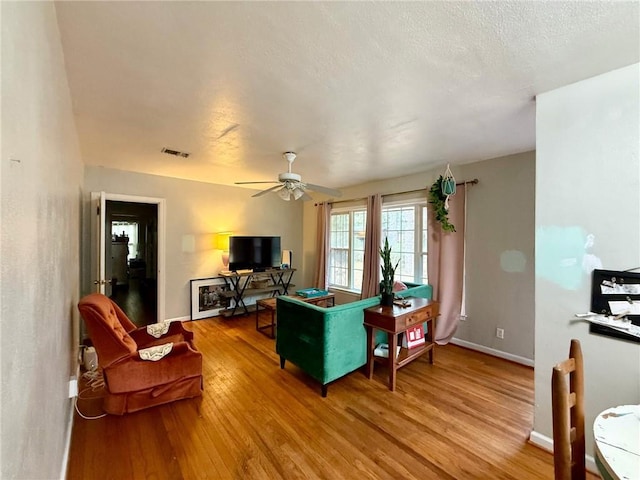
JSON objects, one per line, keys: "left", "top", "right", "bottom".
{"left": 129, "top": 321, "right": 194, "bottom": 348}
{"left": 105, "top": 341, "right": 202, "bottom": 393}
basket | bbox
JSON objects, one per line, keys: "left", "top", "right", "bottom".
{"left": 250, "top": 279, "right": 271, "bottom": 289}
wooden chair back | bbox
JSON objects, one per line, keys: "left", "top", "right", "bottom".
{"left": 551, "top": 339, "right": 586, "bottom": 480}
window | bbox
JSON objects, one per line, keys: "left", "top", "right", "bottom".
{"left": 328, "top": 198, "right": 427, "bottom": 293}
{"left": 329, "top": 208, "right": 366, "bottom": 291}
{"left": 381, "top": 202, "right": 428, "bottom": 285}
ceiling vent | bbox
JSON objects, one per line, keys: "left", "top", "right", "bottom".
{"left": 161, "top": 148, "right": 190, "bottom": 158}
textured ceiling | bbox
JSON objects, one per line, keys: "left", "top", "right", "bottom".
{"left": 55, "top": 1, "right": 639, "bottom": 193}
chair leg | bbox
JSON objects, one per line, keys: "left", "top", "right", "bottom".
{"left": 280, "top": 356, "right": 285, "bottom": 369}
{"left": 321, "top": 384, "right": 327, "bottom": 397}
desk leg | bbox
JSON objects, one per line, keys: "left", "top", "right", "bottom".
{"left": 388, "top": 332, "right": 397, "bottom": 391}
{"left": 365, "top": 326, "right": 374, "bottom": 379}
{"left": 428, "top": 317, "right": 436, "bottom": 364}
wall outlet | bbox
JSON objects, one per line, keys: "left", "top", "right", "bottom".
{"left": 496, "top": 328, "right": 505, "bottom": 339}
{"left": 68, "top": 377, "right": 78, "bottom": 398}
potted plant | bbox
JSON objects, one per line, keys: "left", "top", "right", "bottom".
{"left": 428, "top": 175, "right": 456, "bottom": 232}
{"left": 379, "top": 237, "right": 400, "bottom": 306}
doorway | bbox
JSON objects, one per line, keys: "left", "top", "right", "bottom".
{"left": 92, "top": 192, "right": 165, "bottom": 326}
{"left": 107, "top": 201, "right": 158, "bottom": 327}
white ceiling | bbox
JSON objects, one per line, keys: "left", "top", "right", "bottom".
{"left": 55, "top": 1, "right": 639, "bottom": 194}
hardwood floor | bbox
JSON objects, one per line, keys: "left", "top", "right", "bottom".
{"left": 68, "top": 314, "right": 597, "bottom": 479}
{"left": 110, "top": 279, "right": 157, "bottom": 327}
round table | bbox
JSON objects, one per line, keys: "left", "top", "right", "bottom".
{"left": 593, "top": 405, "right": 640, "bottom": 480}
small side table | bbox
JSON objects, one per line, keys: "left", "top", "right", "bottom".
{"left": 255, "top": 293, "right": 336, "bottom": 338}
{"left": 288, "top": 292, "right": 336, "bottom": 308}
{"left": 363, "top": 297, "right": 439, "bottom": 391}
{"left": 256, "top": 297, "right": 278, "bottom": 338}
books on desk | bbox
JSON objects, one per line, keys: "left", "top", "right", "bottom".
{"left": 402, "top": 325, "right": 426, "bottom": 349}
{"left": 296, "top": 288, "right": 329, "bottom": 298}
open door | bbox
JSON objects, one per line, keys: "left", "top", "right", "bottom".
{"left": 91, "top": 192, "right": 110, "bottom": 296}
{"left": 91, "top": 192, "right": 166, "bottom": 323}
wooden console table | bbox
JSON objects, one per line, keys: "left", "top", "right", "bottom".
{"left": 219, "top": 268, "right": 295, "bottom": 317}
{"left": 363, "top": 297, "right": 439, "bottom": 391}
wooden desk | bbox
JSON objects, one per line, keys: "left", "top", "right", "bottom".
{"left": 364, "top": 297, "right": 439, "bottom": 391}
{"left": 593, "top": 404, "right": 640, "bottom": 480}
{"left": 255, "top": 293, "right": 336, "bottom": 338}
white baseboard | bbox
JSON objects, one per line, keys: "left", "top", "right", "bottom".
{"left": 529, "top": 430, "right": 553, "bottom": 452}
{"left": 164, "top": 315, "right": 191, "bottom": 322}
{"left": 60, "top": 399, "right": 74, "bottom": 479}
{"left": 528, "top": 430, "right": 598, "bottom": 474}
{"left": 449, "top": 337, "right": 534, "bottom": 367}
{"left": 60, "top": 363, "right": 80, "bottom": 479}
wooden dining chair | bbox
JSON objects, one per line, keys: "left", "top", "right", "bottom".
{"left": 551, "top": 339, "right": 586, "bottom": 480}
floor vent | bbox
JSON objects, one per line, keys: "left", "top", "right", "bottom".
{"left": 161, "top": 148, "right": 190, "bottom": 158}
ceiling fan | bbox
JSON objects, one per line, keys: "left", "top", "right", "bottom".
{"left": 235, "top": 152, "right": 342, "bottom": 201}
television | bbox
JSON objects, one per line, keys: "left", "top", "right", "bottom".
{"left": 228, "top": 236, "right": 281, "bottom": 272}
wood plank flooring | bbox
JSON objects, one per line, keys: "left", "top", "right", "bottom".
{"left": 68, "top": 314, "right": 597, "bottom": 479}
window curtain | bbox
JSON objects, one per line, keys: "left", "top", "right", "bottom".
{"left": 361, "top": 194, "right": 382, "bottom": 299}
{"left": 314, "top": 201, "right": 332, "bottom": 290}
{"left": 427, "top": 185, "right": 466, "bottom": 345}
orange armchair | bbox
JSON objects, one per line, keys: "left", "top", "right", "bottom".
{"left": 78, "top": 293, "right": 203, "bottom": 415}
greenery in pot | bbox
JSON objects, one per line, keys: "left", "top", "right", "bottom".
{"left": 379, "top": 237, "right": 400, "bottom": 305}
{"left": 428, "top": 175, "right": 456, "bottom": 232}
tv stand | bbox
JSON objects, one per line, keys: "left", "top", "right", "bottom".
{"left": 219, "top": 268, "right": 295, "bottom": 317}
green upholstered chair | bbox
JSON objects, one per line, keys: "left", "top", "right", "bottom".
{"left": 276, "top": 283, "right": 432, "bottom": 396}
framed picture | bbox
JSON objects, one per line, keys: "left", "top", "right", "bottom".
{"left": 190, "top": 277, "right": 230, "bottom": 320}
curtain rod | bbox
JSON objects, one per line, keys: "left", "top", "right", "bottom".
{"left": 314, "top": 178, "right": 478, "bottom": 207}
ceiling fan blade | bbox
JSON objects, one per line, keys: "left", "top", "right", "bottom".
{"left": 304, "top": 183, "right": 342, "bottom": 197}
{"left": 235, "top": 181, "right": 280, "bottom": 185}
{"left": 252, "top": 185, "right": 282, "bottom": 197}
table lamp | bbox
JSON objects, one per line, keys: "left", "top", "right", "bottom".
{"left": 215, "top": 232, "right": 232, "bottom": 269}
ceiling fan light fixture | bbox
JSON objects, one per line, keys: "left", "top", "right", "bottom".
{"left": 277, "top": 188, "right": 291, "bottom": 201}
{"left": 236, "top": 151, "right": 342, "bottom": 200}
{"left": 293, "top": 187, "right": 305, "bottom": 200}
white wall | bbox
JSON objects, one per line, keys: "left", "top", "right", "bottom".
{"left": 1, "top": 3, "right": 84, "bottom": 478}
{"left": 301, "top": 151, "right": 536, "bottom": 360}
{"left": 534, "top": 64, "right": 640, "bottom": 455}
{"left": 83, "top": 167, "right": 303, "bottom": 320}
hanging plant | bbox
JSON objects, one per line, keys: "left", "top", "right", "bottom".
{"left": 428, "top": 175, "right": 456, "bottom": 232}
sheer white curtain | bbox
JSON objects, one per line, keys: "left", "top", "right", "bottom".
{"left": 361, "top": 194, "right": 382, "bottom": 299}
{"left": 427, "top": 185, "right": 466, "bottom": 344}
{"left": 313, "top": 202, "right": 332, "bottom": 290}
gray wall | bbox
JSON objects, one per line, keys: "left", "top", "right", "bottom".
{"left": 534, "top": 64, "right": 640, "bottom": 456}
{"left": 1, "top": 3, "right": 84, "bottom": 478}
{"left": 83, "top": 167, "right": 304, "bottom": 319}
{"left": 302, "top": 151, "right": 536, "bottom": 361}
{"left": 454, "top": 152, "right": 535, "bottom": 361}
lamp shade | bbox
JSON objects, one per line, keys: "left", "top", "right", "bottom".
{"left": 215, "top": 232, "right": 232, "bottom": 251}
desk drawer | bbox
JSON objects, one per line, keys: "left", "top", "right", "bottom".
{"left": 403, "top": 308, "right": 429, "bottom": 326}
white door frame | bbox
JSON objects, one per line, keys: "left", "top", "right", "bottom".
{"left": 91, "top": 192, "right": 166, "bottom": 323}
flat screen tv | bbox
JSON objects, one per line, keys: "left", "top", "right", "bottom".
{"left": 229, "top": 236, "right": 281, "bottom": 272}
